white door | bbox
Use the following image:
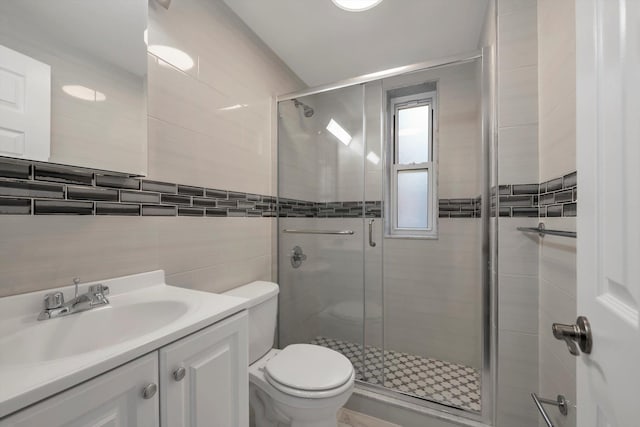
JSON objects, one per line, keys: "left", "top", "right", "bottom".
{"left": 2, "top": 353, "right": 159, "bottom": 426}
{"left": 0, "top": 44, "right": 50, "bottom": 161}
{"left": 576, "top": 1, "right": 640, "bottom": 426}
{"left": 159, "top": 312, "right": 249, "bottom": 427}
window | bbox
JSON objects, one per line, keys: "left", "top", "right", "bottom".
{"left": 389, "top": 91, "right": 437, "bottom": 238}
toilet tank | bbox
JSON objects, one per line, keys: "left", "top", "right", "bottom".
{"left": 223, "top": 281, "right": 279, "bottom": 364}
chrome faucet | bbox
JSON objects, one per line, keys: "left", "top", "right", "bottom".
{"left": 38, "top": 277, "right": 110, "bottom": 321}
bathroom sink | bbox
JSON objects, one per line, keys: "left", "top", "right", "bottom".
{"left": 0, "top": 270, "right": 250, "bottom": 418}
{"left": 0, "top": 300, "right": 189, "bottom": 365}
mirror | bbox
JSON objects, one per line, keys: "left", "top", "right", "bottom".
{"left": 0, "top": 0, "right": 148, "bottom": 175}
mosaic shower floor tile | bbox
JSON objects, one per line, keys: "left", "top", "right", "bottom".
{"left": 310, "top": 336, "right": 481, "bottom": 412}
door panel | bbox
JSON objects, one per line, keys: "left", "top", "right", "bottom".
{"left": 0, "top": 44, "right": 50, "bottom": 161}
{"left": 2, "top": 353, "right": 159, "bottom": 427}
{"left": 576, "top": 0, "right": 640, "bottom": 426}
{"left": 277, "top": 85, "right": 368, "bottom": 379}
{"left": 159, "top": 312, "right": 249, "bottom": 427}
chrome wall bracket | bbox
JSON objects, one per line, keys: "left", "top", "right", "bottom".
{"left": 290, "top": 246, "right": 307, "bottom": 268}
{"left": 532, "top": 393, "right": 569, "bottom": 427}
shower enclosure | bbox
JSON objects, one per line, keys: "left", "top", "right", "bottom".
{"left": 277, "top": 51, "right": 494, "bottom": 423}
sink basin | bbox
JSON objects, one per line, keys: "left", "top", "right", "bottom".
{"left": 0, "top": 300, "right": 189, "bottom": 365}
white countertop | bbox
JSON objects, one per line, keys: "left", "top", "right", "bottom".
{"left": 0, "top": 270, "right": 249, "bottom": 419}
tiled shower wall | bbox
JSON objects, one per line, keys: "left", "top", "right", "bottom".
{"left": 496, "top": 1, "right": 541, "bottom": 426}
{"left": 537, "top": 1, "right": 577, "bottom": 427}
{"left": 0, "top": 0, "right": 304, "bottom": 297}
{"left": 497, "top": 2, "right": 578, "bottom": 427}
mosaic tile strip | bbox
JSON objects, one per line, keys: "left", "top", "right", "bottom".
{"left": 278, "top": 199, "right": 382, "bottom": 218}
{"left": 438, "top": 197, "right": 481, "bottom": 218}
{"left": 490, "top": 171, "right": 577, "bottom": 218}
{"left": 311, "top": 336, "right": 481, "bottom": 412}
{"left": 0, "top": 158, "right": 278, "bottom": 218}
{"left": 0, "top": 158, "right": 577, "bottom": 219}
{"left": 538, "top": 171, "right": 577, "bottom": 218}
{"left": 0, "top": 158, "right": 378, "bottom": 218}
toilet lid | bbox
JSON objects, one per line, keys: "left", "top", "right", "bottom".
{"left": 265, "top": 344, "right": 354, "bottom": 392}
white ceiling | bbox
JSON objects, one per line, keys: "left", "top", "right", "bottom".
{"left": 223, "top": 0, "right": 490, "bottom": 87}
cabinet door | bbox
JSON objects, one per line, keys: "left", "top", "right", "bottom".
{"left": 160, "top": 311, "right": 249, "bottom": 427}
{"left": 2, "top": 352, "right": 159, "bottom": 427}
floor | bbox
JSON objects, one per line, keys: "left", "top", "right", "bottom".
{"left": 311, "top": 336, "right": 481, "bottom": 412}
{"left": 337, "top": 408, "right": 400, "bottom": 427}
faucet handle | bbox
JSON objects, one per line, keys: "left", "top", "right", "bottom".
{"left": 44, "top": 292, "right": 64, "bottom": 310}
{"left": 73, "top": 277, "right": 81, "bottom": 299}
{"left": 88, "top": 283, "right": 109, "bottom": 296}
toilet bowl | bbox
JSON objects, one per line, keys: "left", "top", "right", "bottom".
{"left": 224, "top": 282, "right": 355, "bottom": 427}
{"left": 250, "top": 346, "right": 355, "bottom": 427}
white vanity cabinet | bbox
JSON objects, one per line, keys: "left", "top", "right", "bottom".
{"left": 1, "top": 312, "right": 249, "bottom": 427}
{"left": 2, "top": 353, "right": 160, "bottom": 427}
{"left": 160, "top": 311, "right": 249, "bottom": 427}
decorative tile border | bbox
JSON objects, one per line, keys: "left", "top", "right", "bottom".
{"left": 538, "top": 171, "right": 577, "bottom": 217}
{"left": 439, "top": 197, "right": 482, "bottom": 218}
{"left": 0, "top": 159, "right": 277, "bottom": 217}
{"left": 278, "top": 199, "right": 382, "bottom": 218}
{"left": 0, "top": 159, "right": 577, "bottom": 219}
{"left": 490, "top": 171, "right": 577, "bottom": 218}
{"left": 0, "top": 158, "right": 380, "bottom": 218}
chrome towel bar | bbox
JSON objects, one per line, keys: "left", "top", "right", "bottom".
{"left": 517, "top": 222, "right": 576, "bottom": 238}
{"left": 283, "top": 229, "right": 354, "bottom": 235}
{"left": 531, "top": 393, "right": 568, "bottom": 427}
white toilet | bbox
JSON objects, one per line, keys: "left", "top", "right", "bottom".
{"left": 224, "top": 281, "right": 355, "bottom": 427}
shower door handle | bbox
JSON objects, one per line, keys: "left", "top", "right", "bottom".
{"left": 368, "top": 219, "right": 376, "bottom": 247}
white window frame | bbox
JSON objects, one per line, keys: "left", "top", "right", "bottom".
{"left": 389, "top": 91, "right": 438, "bottom": 238}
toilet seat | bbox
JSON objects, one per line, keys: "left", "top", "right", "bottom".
{"left": 264, "top": 344, "right": 354, "bottom": 398}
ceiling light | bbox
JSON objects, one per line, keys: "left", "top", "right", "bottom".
{"left": 331, "top": 0, "right": 384, "bottom": 12}
{"left": 148, "top": 45, "right": 194, "bottom": 71}
{"left": 366, "top": 152, "right": 380, "bottom": 165}
{"left": 326, "top": 119, "right": 352, "bottom": 146}
{"left": 62, "top": 85, "right": 106, "bottom": 102}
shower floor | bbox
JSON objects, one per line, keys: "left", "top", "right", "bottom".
{"left": 310, "top": 336, "right": 481, "bottom": 412}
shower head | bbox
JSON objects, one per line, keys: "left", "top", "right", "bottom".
{"left": 293, "top": 99, "right": 314, "bottom": 118}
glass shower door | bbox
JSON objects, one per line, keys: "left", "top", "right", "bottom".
{"left": 378, "top": 59, "right": 485, "bottom": 413}
{"left": 277, "top": 54, "right": 492, "bottom": 421}
{"left": 278, "top": 84, "right": 381, "bottom": 383}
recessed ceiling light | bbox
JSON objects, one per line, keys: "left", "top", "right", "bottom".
{"left": 331, "top": 0, "right": 383, "bottom": 12}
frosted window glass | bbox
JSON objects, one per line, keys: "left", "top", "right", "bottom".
{"left": 397, "top": 170, "right": 428, "bottom": 228}
{"left": 397, "top": 105, "right": 430, "bottom": 164}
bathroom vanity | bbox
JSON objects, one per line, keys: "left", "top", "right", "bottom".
{"left": 0, "top": 271, "right": 250, "bottom": 426}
